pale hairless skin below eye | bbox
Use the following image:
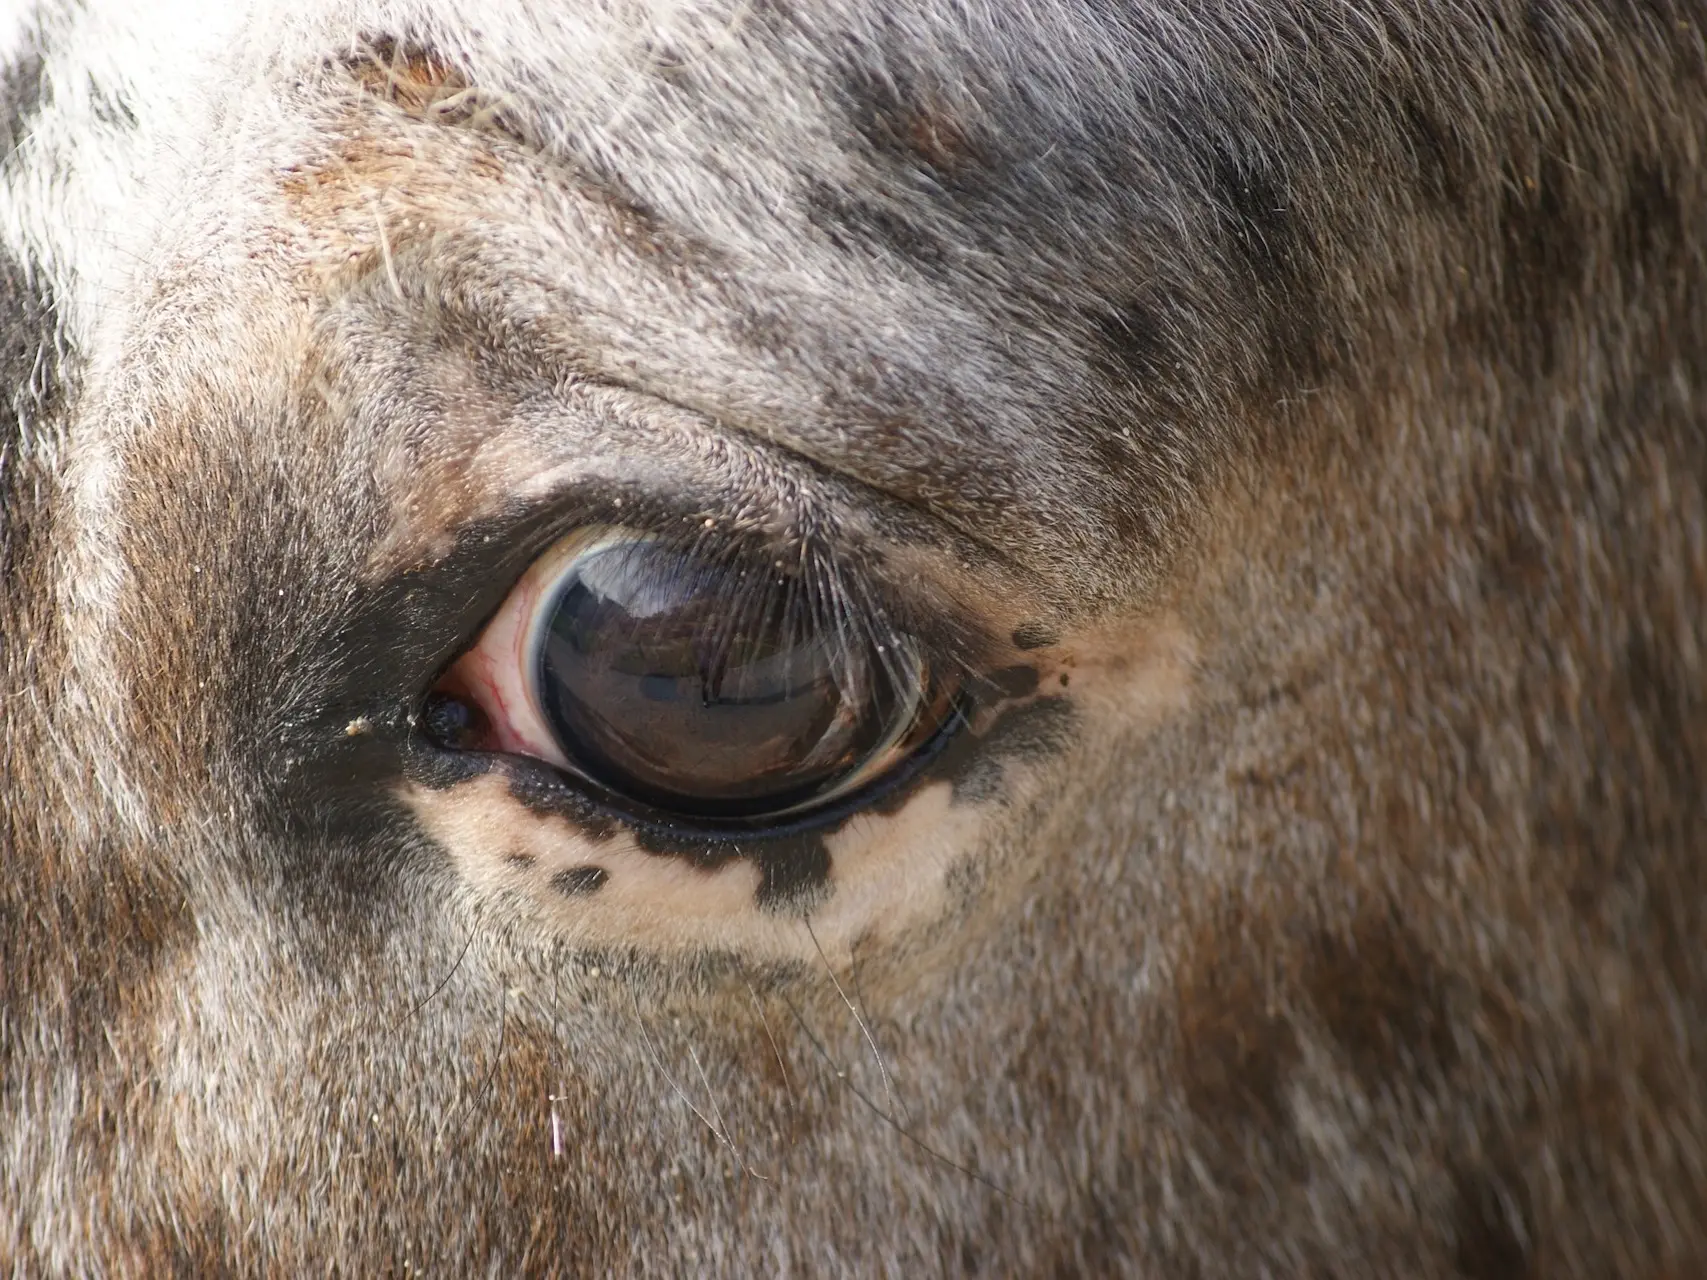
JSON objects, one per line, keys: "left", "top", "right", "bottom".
{"left": 2, "top": 1, "right": 1705, "bottom": 1275}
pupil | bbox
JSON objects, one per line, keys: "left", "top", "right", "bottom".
{"left": 535, "top": 538, "right": 891, "bottom": 817}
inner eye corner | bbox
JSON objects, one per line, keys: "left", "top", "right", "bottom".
{"left": 419, "top": 681, "right": 495, "bottom": 753}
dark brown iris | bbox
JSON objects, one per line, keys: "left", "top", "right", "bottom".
{"left": 534, "top": 536, "right": 919, "bottom": 819}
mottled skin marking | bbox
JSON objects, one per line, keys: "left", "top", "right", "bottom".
{"left": 1009, "top": 621, "right": 1059, "bottom": 651}
{"left": 402, "top": 632, "right": 1167, "bottom": 961}
{"left": 550, "top": 865, "right": 608, "bottom": 897}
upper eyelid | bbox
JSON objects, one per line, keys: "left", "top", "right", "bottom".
{"left": 322, "top": 268, "right": 1034, "bottom": 594}
{"left": 318, "top": 236, "right": 1037, "bottom": 598}
{"left": 394, "top": 360, "right": 1008, "bottom": 607}
{"left": 320, "top": 308, "right": 1030, "bottom": 671}
{"left": 418, "top": 473, "right": 1006, "bottom": 701}
{"left": 534, "top": 368, "right": 1036, "bottom": 589}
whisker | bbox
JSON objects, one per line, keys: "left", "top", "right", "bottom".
{"left": 686, "top": 1040, "right": 770, "bottom": 1182}
{"left": 745, "top": 978, "right": 798, "bottom": 1120}
{"left": 846, "top": 932, "right": 914, "bottom": 1127}
{"left": 389, "top": 929, "right": 474, "bottom": 1033}
{"left": 804, "top": 915, "right": 898, "bottom": 1122}
{"left": 368, "top": 198, "right": 403, "bottom": 299}
{"left": 438, "top": 981, "right": 507, "bottom": 1147}
{"left": 627, "top": 986, "right": 766, "bottom": 1180}
{"left": 776, "top": 988, "right": 1036, "bottom": 1213}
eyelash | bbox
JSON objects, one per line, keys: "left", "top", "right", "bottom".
{"left": 500, "top": 507, "right": 984, "bottom": 685}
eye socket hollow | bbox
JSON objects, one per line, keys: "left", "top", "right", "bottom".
{"left": 444, "top": 525, "right": 959, "bottom": 826}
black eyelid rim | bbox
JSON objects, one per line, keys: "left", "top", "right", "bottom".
{"left": 472, "top": 693, "right": 972, "bottom": 849}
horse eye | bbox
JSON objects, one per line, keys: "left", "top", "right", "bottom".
{"left": 437, "top": 527, "right": 960, "bottom": 825}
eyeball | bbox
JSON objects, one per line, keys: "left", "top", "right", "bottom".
{"left": 438, "top": 526, "right": 961, "bottom": 826}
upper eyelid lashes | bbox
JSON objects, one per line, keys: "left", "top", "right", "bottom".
{"left": 434, "top": 480, "right": 996, "bottom": 702}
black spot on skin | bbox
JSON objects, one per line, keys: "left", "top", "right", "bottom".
{"left": 621, "top": 821, "right": 739, "bottom": 867}
{"left": 625, "top": 820, "right": 832, "bottom": 914}
{"left": 755, "top": 841, "right": 831, "bottom": 912}
{"left": 505, "top": 852, "right": 536, "bottom": 869}
{"left": 945, "top": 696, "right": 1074, "bottom": 805}
{"left": 551, "top": 866, "right": 609, "bottom": 897}
{"left": 1010, "top": 622, "right": 1059, "bottom": 651}
{"left": 1452, "top": 1170, "right": 1533, "bottom": 1280}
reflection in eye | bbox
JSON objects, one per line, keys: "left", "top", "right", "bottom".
{"left": 441, "top": 525, "right": 961, "bottom": 826}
